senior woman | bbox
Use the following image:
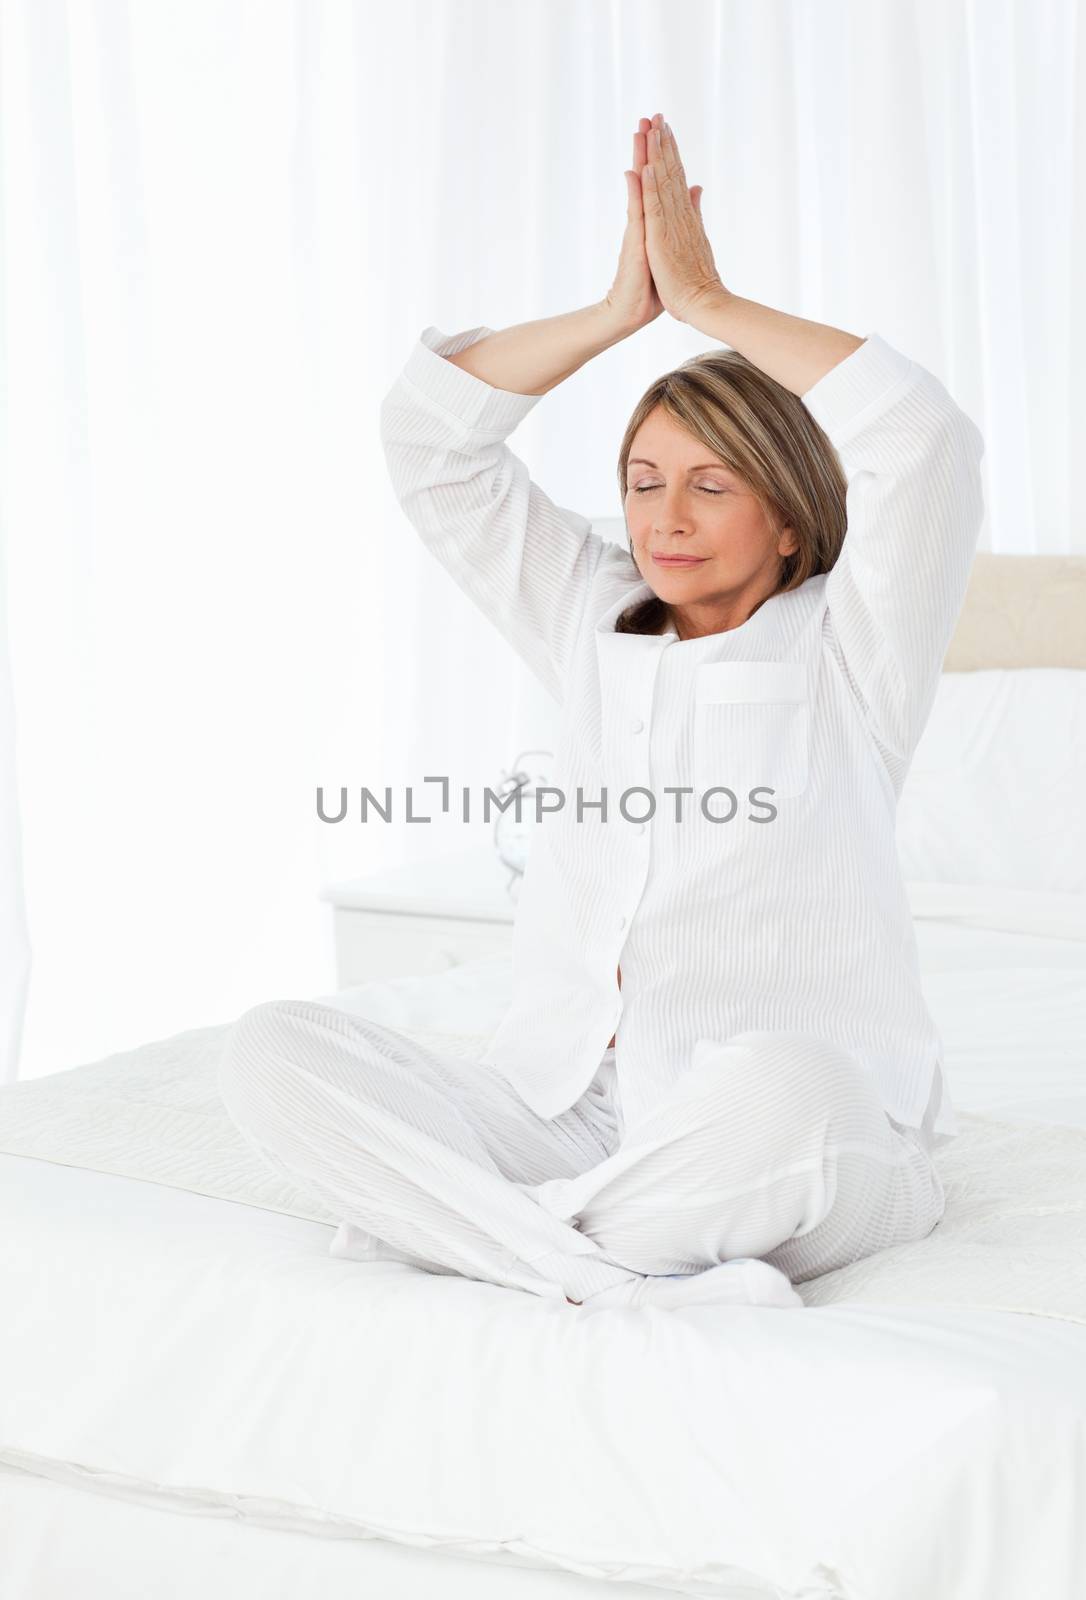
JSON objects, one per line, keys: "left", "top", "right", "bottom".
{"left": 219, "top": 113, "right": 985, "bottom": 1313}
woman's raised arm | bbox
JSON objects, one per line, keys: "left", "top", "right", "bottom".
{"left": 638, "top": 114, "right": 865, "bottom": 389}
{"left": 379, "top": 120, "right": 706, "bottom": 705}
{"left": 444, "top": 300, "right": 630, "bottom": 396}
{"left": 640, "top": 112, "right": 986, "bottom": 780}
{"left": 445, "top": 117, "right": 705, "bottom": 395}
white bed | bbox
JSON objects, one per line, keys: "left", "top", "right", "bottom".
{"left": 1, "top": 882, "right": 1085, "bottom": 1600}
{"left": 3, "top": 554, "right": 1085, "bottom": 1599}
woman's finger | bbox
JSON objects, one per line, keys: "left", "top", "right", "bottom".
{"left": 623, "top": 171, "right": 638, "bottom": 227}
{"left": 650, "top": 116, "right": 672, "bottom": 184}
{"left": 626, "top": 170, "right": 643, "bottom": 223}
{"left": 633, "top": 120, "right": 648, "bottom": 178}
{"left": 654, "top": 117, "right": 670, "bottom": 181}
{"left": 659, "top": 116, "right": 687, "bottom": 188}
{"left": 647, "top": 126, "right": 677, "bottom": 216}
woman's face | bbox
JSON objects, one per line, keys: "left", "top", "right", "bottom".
{"left": 624, "top": 405, "right": 798, "bottom": 626}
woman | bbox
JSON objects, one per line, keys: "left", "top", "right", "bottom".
{"left": 219, "top": 113, "right": 985, "bottom": 1314}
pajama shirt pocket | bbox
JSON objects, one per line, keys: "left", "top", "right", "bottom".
{"left": 693, "top": 660, "right": 811, "bottom": 802}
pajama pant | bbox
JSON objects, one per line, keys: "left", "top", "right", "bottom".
{"left": 217, "top": 999, "right": 946, "bottom": 1306}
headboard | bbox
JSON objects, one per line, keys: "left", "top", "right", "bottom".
{"left": 943, "top": 552, "right": 1086, "bottom": 670}
{"left": 589, "top": 520, "right": 1086, "bottom": 672}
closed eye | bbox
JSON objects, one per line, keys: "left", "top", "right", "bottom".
{"left": 632, "top": 485, "right": 725, "bottom": 495}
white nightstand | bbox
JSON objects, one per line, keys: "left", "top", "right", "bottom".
{"left": 320, "top": 846, "right": 518, "bottom": 987}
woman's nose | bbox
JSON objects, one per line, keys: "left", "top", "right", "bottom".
{"left": 653, "top": 489, "right": 697, "bottom": 532}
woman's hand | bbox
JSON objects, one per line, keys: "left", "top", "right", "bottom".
{"left": 602, "top": 119, "right": 703, "bottom": 335}
{"left": 639, "top": 113, "right": 727, "bottom": 326}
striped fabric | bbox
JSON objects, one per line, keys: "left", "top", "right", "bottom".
{"left": 380, "top": 326, "right": 986, "bottom": 1141}
{"left": 218, "top": 1000, "right": 945, "bottom": 1304}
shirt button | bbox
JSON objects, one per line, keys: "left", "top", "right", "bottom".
{"left": 634, "top": 822, "right": 646, "bottom": 835}
{"left": 617, "top": 914, "right": 627, "bottom": 930}
{"left": 629, "top": 717, "right": 644, "bottom": 734}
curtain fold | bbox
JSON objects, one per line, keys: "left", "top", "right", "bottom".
{"left": 0, "top": 0, "right": 1081, "bottom": 1081}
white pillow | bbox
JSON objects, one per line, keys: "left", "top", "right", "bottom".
{"left": 896, "top": 669, "right": 1086, "bottom": 895}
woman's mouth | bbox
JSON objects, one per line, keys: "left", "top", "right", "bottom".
{"left": 652, "top": 553, "right": 708, "bottom": 567}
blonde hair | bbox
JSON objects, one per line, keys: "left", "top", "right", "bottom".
{"left": 614, "top": 347, "right": 848, "bottom": 634}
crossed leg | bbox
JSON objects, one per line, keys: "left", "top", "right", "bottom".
{"left": 217, "top": 999, "right": 640, "bottom": 1305}
{"left": 218, "top": 1001, "right": 944, "bottom": 1306}
{"left": 522, "top": 1031, "right": 945, "bottom": 1284}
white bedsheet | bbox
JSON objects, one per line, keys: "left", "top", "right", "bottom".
{"left": 1, "top": 885, "right": 1084, "bottom": 1600}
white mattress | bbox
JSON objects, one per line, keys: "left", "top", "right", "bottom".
{"left": 2, "top": 884, "right": 1085, "bottom": 1600}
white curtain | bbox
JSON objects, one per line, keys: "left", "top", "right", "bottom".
{"left": 1, "top": 0, "right": 1082, "bottom": 1082}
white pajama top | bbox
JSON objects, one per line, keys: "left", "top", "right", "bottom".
{"left": 380, "top": 323, "right": 986, "bottom": 1141}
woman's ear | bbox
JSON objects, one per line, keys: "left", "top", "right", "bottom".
{"left": 778, "top": 523, "right": 799, "bottom": 558}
